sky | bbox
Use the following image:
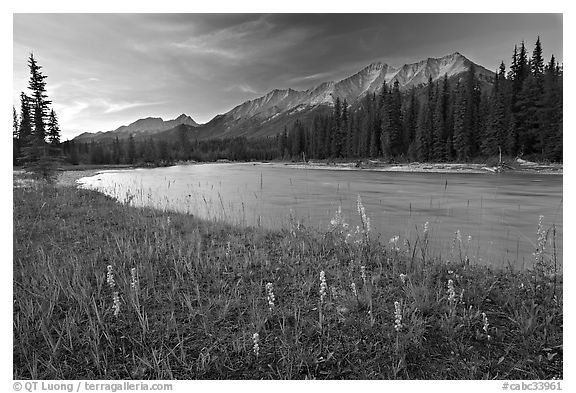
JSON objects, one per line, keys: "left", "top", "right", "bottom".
{"left": 13, "top": 13, "right": 563, "bottom": 140}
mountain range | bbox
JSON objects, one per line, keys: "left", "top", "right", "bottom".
{"left": 74, "top": 52, "right": 494, "bottom": 143}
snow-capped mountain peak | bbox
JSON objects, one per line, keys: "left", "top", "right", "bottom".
{"left": 223, "top": 52, "right": 492, "bottom": 122}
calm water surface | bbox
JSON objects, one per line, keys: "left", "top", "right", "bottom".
{"left": 78, "top": 163, "right": 563, "bottom": 269}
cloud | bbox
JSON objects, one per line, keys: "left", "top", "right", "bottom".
{"left": 101, "top": 100, "right": 167, "bottom": 114}
{"left": 286, "top": 71, "right": 338, "bottom": 85}
{"left": 225, "top": 83, "right": 259, "bottom": 94}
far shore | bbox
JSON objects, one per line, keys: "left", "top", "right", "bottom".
{"left": 13, "top": 157, "right": 562, "bottom": 190}
{"left": 265, "top": 159, "right": 563, "bottom": 175}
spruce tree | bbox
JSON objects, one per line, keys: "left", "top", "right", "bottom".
{"left": 13, "top": 106, "right": 19, "bottom": 140}
{"left": 388, "top": 80, "right": 403, "bottom": 157}
{"left": 47, "top": 109, "right": 61, "bottom": 146}
{"left": 433, "top": 75, "right": 449, "bottom": 161}
{"left": 531, "top": 36, "right": 545, "bottom": 82}
{"left": 27, "top": 53, "right": 51, "bottom": 143}
{"left": 416, "top": 76, "right": 435, "bottom": 161}
{"left": 404, "top": 88, "right": 419, "bottom": 160}
{"left": 18, "top": 92, "right": 33, "bottom": 145}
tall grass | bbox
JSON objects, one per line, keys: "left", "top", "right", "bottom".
{"left": 13, "top": 180, "right": 562, "bottom": 379}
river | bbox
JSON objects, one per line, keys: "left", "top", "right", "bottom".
{"left": 78, "top": 163, "right": 563, "bottom": 269}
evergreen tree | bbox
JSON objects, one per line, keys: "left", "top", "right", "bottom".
{"left": 127, "top": 134, "right": 136, "bottom": 164}
{"left": 47, "top": 109, "right": 61, "bottom": 146}
{"left": 27, "top": 53, "right": 52, "bottom": 143}
{"left": 433, "top": 75, "right": 450, "bottom": 161}
{"left": 388, "top": 80, "right": 403, "bottom": 157}
{"left": 18, "top": 92, "right": 33, "bottom": 145}
{"left": 483, "top": 62, "right": 509, "bottom": 157}
{"left": 416, "top": 76, "right": 435, "bottom": 161}
{"left": 13, "top": 106, "right": 20, "bottom": 166}
{"left": 453, "top": 66, "right": 481, "bottom": 160}
{"left": 531, "top": 36, "right": 545, "bottom": 83}
{"left": 404, "top": 88, "right": 419, "bottom": 160}
{"left": 13, "top": 106, "right": 19, "bottom": 140}
{"left": 379, "top": 83, "right": 391, "bottom": 157}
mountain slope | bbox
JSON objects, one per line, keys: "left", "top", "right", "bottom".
{"left": 173, "top": 52, "right": 494, "bottom": 140}
{"left": 74, "top": 114, "right": 199, "bottom": 142}
{"left": 75, "top": 52, "right": 494, "bottom": 143}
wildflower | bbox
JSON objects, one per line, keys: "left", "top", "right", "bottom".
{"left": 456, "top": 230, "right": 462, "bottom": 243}
{"left": 447, "top": 279, "right": 456, "bottom": 303}
{"left": 112, "top": 292, "right": 121, "bottom": 317}
{"left": 350, "top": 282, "right": 358, "bottom": 297}
{"left": 329, "top": 206, "right": 348, "bottom": 233}
{"left": 130, "top": 267, "right": 138, "bottom": 290}
{"left": 252, "top": 332, "right": 260, "bottom": 357}
{"left": 399, "top": 274, "right": 407, "bottom": 285}
{"left": 360, "top": 266, "right": 367, "bottom": 285}
{"left": 106, "top": 265, "right": 115, "bottom": 289}
{"left": 331, "top": 286, "right": 338, "bottom": 300}
{"left": 459, "top": 289, "right": 465, "bottom": 304}
{"left": 533, "top": 215, "right": 546, "bottom": 266}
{"left": 357, "top": 195, "right": 370, "bottom": 234}
{"left": 394, "top": 301, "right": 403, "bottom": 332}
{"left": 319, "top": 271, "right": 327, "bottom": 303}
{"left": 225, "top": 242, "right": 231, "bottom": 257}
{"left": 482, "top": 312, "right": 491, "bottom": 340}
{"left": 166, "top": 216, "right": 171, "bottom": 226}
{"left": 423, "top": 221, "right": 430, "bottom": 236}
{"left": 265, "top": 282, "right": 275, "bottom": 311}
{"left": 390, "top": 235, "right": 400, "bottom": 250}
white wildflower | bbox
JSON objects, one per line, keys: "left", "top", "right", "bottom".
{"left": 394, "top": 301, "right": 403, "bottom": 332}
{"left": 360, "top": 266, "right": 367, "bottom": 285}
{"left": 252, "top": 332, "right": 260, "bottom": 356}
{"left": 350, "top": 282, "right": 358, "bottom": 297}
{"left": 482, "top": 312, "right": 491, "bottom": 340}
{"left": 319, "top": 271, "right": 327, "bottom": 303}
{"left": 265, "top": 282, "right": 275, "bottom": 311}
{"left": 390, "top": 235, "right": 400, "bottom": 250}
{"left": 331, "top": 286, "right": 338, "bottom": 300}
{"left": 447, "top": 279, "right": 456, "bottom": 303}
{"left": 357, "top": 195, "right": 370, "bottom": 234}
{"left": 106, "top": 265, "right": 115, "bottom": 289}
{"left": 399, "top": 273, "right": 407, "bottom": 285}
{"left": 112, "top": 291, "right": 121, "bottom": 317}
{"left": 130, "top": 267, "right": 137, "bottom": 290}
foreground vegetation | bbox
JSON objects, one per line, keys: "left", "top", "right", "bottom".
{"left": 13, "top": 178, "right": 562, "bottom": 379}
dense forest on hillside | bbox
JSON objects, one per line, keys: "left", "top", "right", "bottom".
{"left": 14, "top": 38, "right": 563, "bottom": 168}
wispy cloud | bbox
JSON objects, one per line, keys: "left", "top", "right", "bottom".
{"left": 13, "top": 14, "right": 563, "bottom": 138}
{"left": 287, "top": 71, "right": 338, "bottom": 85}
{"left": 101, "top": 100, "right": 167, "bottom": 114}
{"left": 225, "top": 83, "right": 259, "bottom": 94}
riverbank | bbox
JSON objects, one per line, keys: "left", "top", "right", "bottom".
{"left": 267, "top": 158, "right": 562, "bottom": 175}
{"left": 13, "top": 175, "right": 562, "bottom": 379}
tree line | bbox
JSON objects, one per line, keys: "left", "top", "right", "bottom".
{"left": 13, "top": 54, "right": 63, "bottom": 177}
{"left": 62, "top": 132, "right": 279, "bottom": 166}
{"left": 279, "top": 37, "right": 562, "bottom": 163}
{"left": 14, "top": 38, "right": 561, "bottom": 169}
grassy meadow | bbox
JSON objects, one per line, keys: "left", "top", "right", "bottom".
{"left": 13, "top": 174, "right": 563, "bottom": 379}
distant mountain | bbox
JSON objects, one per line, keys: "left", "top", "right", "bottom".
{"left": 223, "top": 52, "right": 492, "bottom": 122}
{"left": 75, "top": 52, "right": 494, "bottom": 143}
{"left": 163, "top": 52, "right": 494, "bottom": 141}
{"left": 74, "top": 114, "right": 199, "bottom": 142}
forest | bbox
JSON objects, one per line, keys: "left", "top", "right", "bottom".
{"left": 14, "top": 38, "right": 563, "bottom": 168}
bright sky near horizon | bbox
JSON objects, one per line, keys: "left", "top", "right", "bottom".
{"left": 13, "top": 13, "right": 562, "bottom": 140}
